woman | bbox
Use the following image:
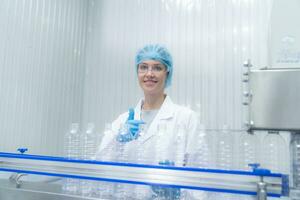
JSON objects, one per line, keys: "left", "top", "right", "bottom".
{"left": 97, "top": 44, "right": 198, "bottom": 165}
{"left": 97, "top": 44, "right": 202, "bottom": 199}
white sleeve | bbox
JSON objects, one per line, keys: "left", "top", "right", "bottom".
{"left": 95, "top": 113, "right": 126, "bottom": 158}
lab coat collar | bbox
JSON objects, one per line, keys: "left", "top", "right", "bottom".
{"left": 135, "top": 95, "right": 175, "bottom": 144}
{"left": 134, "top": 95, "right": 175, "bottom": 120}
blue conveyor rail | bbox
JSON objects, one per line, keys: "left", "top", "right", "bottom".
{"left": 0, "top": 152, "right": 288, "bottom": 197}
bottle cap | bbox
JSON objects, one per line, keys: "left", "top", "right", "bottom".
{"left": 17, "top": 148, "right": 28, "bottom": 154}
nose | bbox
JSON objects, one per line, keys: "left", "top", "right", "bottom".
{"left": 145, "top": 68, "right": 155, "bottom": 76}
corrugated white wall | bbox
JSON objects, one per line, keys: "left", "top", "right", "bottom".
{"left": 0, "top": 0, "right": 274, "bottom": 156}
{"left": 0, "top": 0, "right": 88, "bottom": 155}
{"left": 82, "top": 0, "right": 273, "bottom": 132}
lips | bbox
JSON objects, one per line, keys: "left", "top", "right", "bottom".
{"left": 144, "top": 80, "right": 157, "bottom": 83}
{"left": 144, "top": 80, "right": 157, "bottom": 86}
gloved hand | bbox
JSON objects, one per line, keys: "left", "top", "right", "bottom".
{"left": 127, "top": 119, "right": 144, "bottom": 137}
{"left": 116, "top": 108, "right": 144, "bottom": 143}
{"left": 151, "top": 160, "right": 181, "bottom": 200}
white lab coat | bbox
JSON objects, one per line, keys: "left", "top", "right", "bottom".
{"left": 97, "top": 95, "right": 198, "bottom": 163}
{"left": 97, "top": 95, "right": 207, "bottom": 199}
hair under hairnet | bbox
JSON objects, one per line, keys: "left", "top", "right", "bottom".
{"left": 135, "top": 44, "right": 173, "bottom": 87}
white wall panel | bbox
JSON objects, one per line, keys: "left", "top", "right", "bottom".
{"left": 0, "top": 0, "right": 274, "bottom": 156}
{"left": 82, "top": 0, "right": 273, "bottom": 132}
{"left": 0, "top": 0, "right": 88, "bottom": 155}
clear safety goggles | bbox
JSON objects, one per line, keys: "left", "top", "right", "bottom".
{"left": 138, "top": 64, "right": 167, "bottom": 74}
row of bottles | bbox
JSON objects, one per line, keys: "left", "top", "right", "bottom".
{"left": 187, "top": 125, "right": 288, "bottom": 200}
{"left": 186, "top": 124, "right": 289, "bottom": 174}
{"left": 63, "top": 122, "right": 98, "bottom": 160}
{"left": 216, "top": 128, "right": 288, "bottom": 173}
{"left": 62, "top": 121, "right": 290, "bottom": 199}
{"left": 62, "top": 122, "right": 98, "bottom": 196}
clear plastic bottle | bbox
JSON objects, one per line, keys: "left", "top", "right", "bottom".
{"left": 291, "top": 134, "right": 300, "bottom": 200}
{"left": 64, "top": 123, "right": 80, "bottom": 159}
{"left": 152, "top": 123, "right": 181, "bottom": 200}
{"left": 62, "top": 123, "right": 80, "bottom": 195}
{"left": 291, "top": 134, "right": 300, "bottom": 187}
{"left": 215, "top": 125, "right": 233, "bottom": 170}
{"left": 213, "top": 125, "right": 235, "bottom": 200}
{"left": 80, "top": 123, "right": 97, "bottom": 197}
{"left": 261, "top": 132, "right": 288, "bottom": 173}
{"left": 95, "top": 123, "right": 115, "bottom": 199}
{"left": 135, "top": 124, "right": 147, "bottom": 164}
{"left": 184, "top": 124, "right": 210, "bottom": 200}
{"left": 80, "top": 123, "right": 97, "bottom": 160}
{"left": 189, "top": 124, "right": 210, "bottom": 168}
{"left": 238, "top": 132, "right": 259, "bottom": 171}
{"left": 174, "top": 124, "right": 187, "bottom": 167}
{"left": 132, "top": 124, "right": 154, "bottom": 199}
{"left": 155, "top": 122, "right": 170, "bottom": 164}
{"left": 234, "top": 132, "right": 259, "bottom": 200}
{"left": 113, "top": 123, "right": 130, "bottom": 199}
{"left": 115, "top": 123, "right": 131, "bottom": 162}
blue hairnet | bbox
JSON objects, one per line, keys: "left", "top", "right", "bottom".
{"left": 135, "top": 44, "right": 173, "bottom": 87}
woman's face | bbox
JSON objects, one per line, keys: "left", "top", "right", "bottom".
{"left": 137, "top": 60, "right": 168, "bottom": 96}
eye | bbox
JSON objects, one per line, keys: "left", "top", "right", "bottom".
{"left": 153, "top": 65, "right": 164, "bottom": 72}
{"left": 139, "top": 64, "right": 148, "bottom": 71}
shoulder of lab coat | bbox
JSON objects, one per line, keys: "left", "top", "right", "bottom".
{"left": 112, "top": 95, "right": 197, "bottom": 129}
{"left": 96, "top": 95, "right": 198, "bottom": 158}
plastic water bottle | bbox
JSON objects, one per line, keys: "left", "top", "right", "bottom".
{"left": 115, "top": 123, "right": 131, "bottom": 162}
{"left": 155, "top": 122, "right": 170, "bottom": 164}
{"left": 64, "top": 123, "right": 80, "bottom": 159}
{"left": 216, "top": 125, "right": 233, "bottom": 170}
{"left": 152, "top": 123, "right": 181, "bottom": 200}
{"left": 131, "top": 124, "right": 154, "bottom": 199}
{"left": 261, "top": 132, "right": 288, "bottom": 173}
{"left": 135, "top": 124, "right": 147, "bottom": 164}
{"left": 184, "top": 124, "right": 210, "bottom": 200}
{"left": 290, "top": 134, "right": 300, "bottom": 200}
{"left": 233, "top": 132, "right": 259, "bottom": 200}
{"left": 188, "top": 124, "right": 210, "bottom": 168}
{"left": 213, "top": 125, "right": 235, "bottom": 200}
{"left": 113, "top": 123, "right": 131, "bottom": 199}
{"left": 80, "top": 123, "right": 97, "bottom": 197}
{"left": 174, "top": 124, "right": 186, "bottom": 166}
{"left": 62, "top": 123, "right": 80, "bottom": 195}
{"left": 80, "top": 123, "right": 97, "bottom": 160}
{"left": 291, "top": 134, "right": 300, "bottom": 187}
{"left": 95, "top": 123, "right": 115, "bottom": 199}
{"left": 238, "top": 132, "right": 259, "bottom": 171}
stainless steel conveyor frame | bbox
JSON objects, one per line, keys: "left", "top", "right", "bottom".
{"left": 0, "top": 152, "right": 288, "bottom": 199}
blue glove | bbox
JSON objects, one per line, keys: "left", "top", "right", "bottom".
{"left": 151, "top": 160, "right": 181, "bottom": 200}
{"left": 127, "top": 119, "right": 144, "bottom": 138}
{"left": 116, "top": 108, "right": 144, "bottom": 143}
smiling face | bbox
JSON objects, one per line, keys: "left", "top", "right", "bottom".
{"left": 137, "top": 60, "right": 168, "bottom": 96}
